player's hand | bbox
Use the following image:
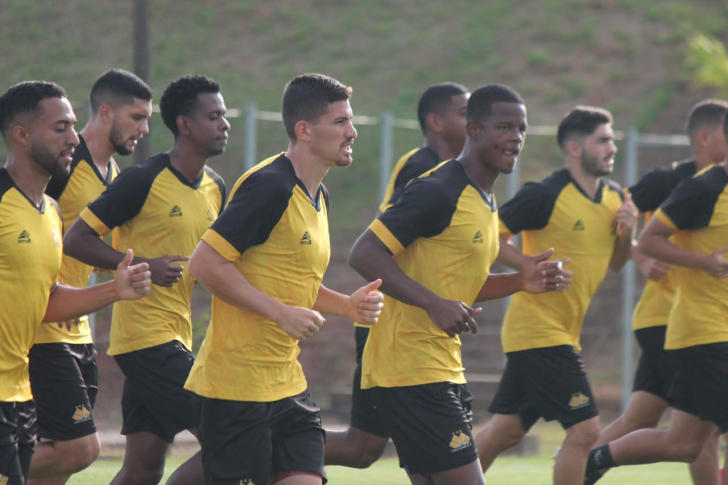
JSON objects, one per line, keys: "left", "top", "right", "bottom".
{"left": 57, "top": 319, "right": 79, "bottom": 330}
{"left": 114, "top": 249, "right": 152, "bottom": 300}
{"left": 424, "top": 297, "right": 481, "bottom": 338}
{"left": 702, "top": 247, "right": 728, "bottom": 279}
{"left": 275, "top": 306, "right": 325, "bottom": 341}
{"left": 519, "top": 248, "right": 570, "bottom": 293}
{"left": 639, "top": 257, "right": 672, "bottom": 281}
{"left": 347, "top": 279, "right": 384, "bottom": 325}
{"left": 147, "top": 254, "right": 190, "bottom": 287}
{"left": 615, "top": 193, "right": 638, "bottom": 237}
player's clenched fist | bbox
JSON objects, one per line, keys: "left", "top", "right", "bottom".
{"left": 703, "top": 247, "right": 728, "bottom": 279}
{"left": 424, "top": 297, "right": 482, "bottom": 338}
{"left": 275, "top": 306, "right": 326, "bottom": 340}
{"left": 146, "top": 253, "right": 190, "bottom": 287}
{"left": 347, "top": 279, "right": 384, "bottom": 325}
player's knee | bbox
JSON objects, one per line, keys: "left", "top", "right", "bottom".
{"left": 665, "top": 439, "right": 704, "bottom": 462}
{"left": 120, "top": 462, "right": 165, "bottom": 485}
{"left": 566, "top": 420, "right": 600, "bottom": 450}
{"left": 494, "top": 427, "right": 526, "bottom": 450}
{"left": 71, "top": 437, "right": 100, "bottom": 471}
{"left": 350, "top": 443, "right": 386, "bottom": 468}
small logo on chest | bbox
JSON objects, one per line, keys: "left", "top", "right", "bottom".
{"left": 206, "top": 206, "right": 217, "bottom": 222}
{"left": 169, "top": 205, "right": 183, "bottom": 218}
{"left": 573, "top": 220, "right": 585, "bottom": 231}
{"left": 300, "top": 231, "right": 312, "bottom": 245}
{"left": 472, "top": 231, "right": 484, "bottom": 244}
{"left": 17, "top": 230, "right": 31, "bottom": 243}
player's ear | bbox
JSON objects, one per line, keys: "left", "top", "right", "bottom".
{"left": 98, "top": 103, "right": 114, "bottom": 124}
{"left": 465, "top": 120, "right": 480, "bottom": 139}
{"left": 295, "top": 120, "right": 312, "bottom": 142}
{"left": 11, "top": 124, "right": 31, "bottom": 147}
{"left": 426, "top": 112, "right": 442, "bottom": 134}
{"left": 176, "top": 115, "right": 191, "bottom": 136}
{"left": 565, "top": 139, "right": 582, "bottom": 159}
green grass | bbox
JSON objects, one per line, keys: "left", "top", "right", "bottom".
{"left": 67, "top": 422, "right": 695, "bottom": 484}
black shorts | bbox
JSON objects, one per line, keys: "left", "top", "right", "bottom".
{"left": 197, "top": 390, "right": 327, "bottom": 485}
{"left": 668, "top": 343, "right": 728, "bottom": 433}
{"left": 633, "top": 326, "right": 676, "bottom": 401}
{"left": 488, "top": 345, "right": 598, "bottom": 431}
{"left": 349, "top": 326, "right": 388, "bottom": 438}
{"left": 29, "top": 343, "right": 98, "bottom": 441}
{"left": 113, "top": 340, "right": 198, "bottom": 444}
{"left": 0, "top": 401, "right": 36, "bottom": 485}
{"left": 370, "top": 383, "right": 478, "bottom": 476}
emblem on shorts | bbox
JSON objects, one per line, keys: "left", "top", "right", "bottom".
{"left": 569, "top": 392, "right": 590, "bottom": 410}
{"left": 169, "top": 205, "right": 183, "bottom": 218}
{"left": 72, "top": 405, "right": 92, "bottom": 423}
{"left": 573, "top": 220, "right": 585, "bottom": 231}
{"left": 17, "top": 230, "right": 31, "bottom": 243}
{"left": 0, "top": 474, "right": 9, "bottom": 485}
{"left": 239, "top": 480, "right": 255, "bottom": 485}
{"left": 449, "top": 430, "right": 472, "bottom": 451}
{"left": 300, "top": 231, "right": 312, "bottom": 245}
{"left": 472, "top": 231, "right": 484, "bottom": 243}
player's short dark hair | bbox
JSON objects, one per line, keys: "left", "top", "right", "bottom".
{"left": 0, "top": 81, "right": 67, "bottom": 137}
{"left": 159, "top": 74, "right": 221, "bottom": 137}
{"left": 282, "top": 73, "right": 352, "bottom": 140}
{"left": 686, "top": 99, "right": 728, "bottom": 140}
{"left": 89, "top": 69, "right": 152, "bottom": 114}
{"left": 417, "top": 82, "right": 469, "bottom": 135}
{"left": 557, "top": 106, "right": 613, "bottom": 150}
{"left": 466, "top": 84, "right": 524, "bottom": 125}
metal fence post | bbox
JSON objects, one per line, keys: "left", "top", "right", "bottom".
{"left": 620, "top": 127, "right": 639, "bottom": 412}
{"left": 379, "top": 112, "right": 394, "bottom": 203}
{"left": 244, "top": 103, "right": 258, "bottom": 172}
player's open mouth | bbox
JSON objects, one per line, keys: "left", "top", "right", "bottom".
{"left": 61, "top": 149, "right": 75, "bottom": 163}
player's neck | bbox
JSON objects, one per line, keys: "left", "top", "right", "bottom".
{"left": 457, "top": 151, "right": 498, "bottom": 194}
{"left": 4, "top": 154, "right": 51, "bottom": 207}
{"left": 567, "top": 164, "right": 600, "bottom": 199}
{"left": 80, "top": 125, "right": 114, "bottom": 178}
{"left": 285, "top": 145, "right": 329, "bottom": 198}
{"left": 167, "top": 143, "right": 208, "bottom": 184}
{"left": 424, "top": 135, "right": 459, "bottom": 162}
{"left": 693, "top": 149, "right": 719, "bottom": 171}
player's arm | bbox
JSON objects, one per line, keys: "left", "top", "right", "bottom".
{"left": 188, "top": 240, "right": 324, "bottom": 340}
{"left": 43, "top": 249, "right": 151, "bottom": 323}
{"left": 627, "top": 173, "right": 672, "bottom": 281}
{"left": 638, "top": 217, "right": 728, "bottom": 278}
{"left": 476, "top": 248, "right": 566, "bottom": 301}
{"left": 495, "top": 235, "right": 529, "bottom": 270}
{"left": 349, "top": 229, "right": 480, "bottom": 338}
{"left": 632, "top": 239, "right": 671, "bottom": 281}
{"left": 313, "top": 283, "right": 383, "bottom": 326}
{"left": 609, "top": 193, "right": 638, "bottom": 271}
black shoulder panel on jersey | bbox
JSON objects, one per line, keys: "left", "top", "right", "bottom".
{"left": 387, "top": 147, "right": 441, "bottom": 206}
{"left": 661, "top": 165, "right": 728, "bottom": 230}
{"left": 203, "top": 165, "right": 228, "bottom": 212}
{"left": 46, "top": 135, "right": 94, "bottom": 200}
{"left": 499, "top": 169, "right": 570, "bottom": 235}
{"left": 628, "top": 160, "right": 696, "bottom": 213}
{"left": 0, "top": 167, "right": 13, "bottom": 203}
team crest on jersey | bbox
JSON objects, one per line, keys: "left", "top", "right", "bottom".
{"left": 207, "top": 206, "right": 217, "bottom": 222}
{"left": 449, "top": 430, "right": 472, "bottom": 451}
{"left": 569, "top": 392, "right": 590, "bottom": 409}
{"left": 0, "top": 473, "right": 8, "bottom": 485}
{"left": 472, "top": 231, "right": 484, "bottom": 243}
{"left": 300, "top": 231, "right": 312, "bottom": 245}
{"left": 573, "top": 220, "right": 585, "bottom": 231}
{"left": 72, "top": 405, "right": 92, "bottom": 423}
{"left": 17, "top": 230, "right": 31, "bottom": 243}
{"left": 169, "top": 205, "right": 183, "bottom": 218}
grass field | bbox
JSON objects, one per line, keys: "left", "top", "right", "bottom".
{"left": 67, "top": 422, "right": 696, "bottom": 484}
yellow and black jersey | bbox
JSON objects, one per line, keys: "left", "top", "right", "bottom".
{"left": 185, "top": 153, "right": 330, "bottom": 402}
{"left": 378, "top": 147, "right": 440, "bottom": 213}
{"left": 79, "top": 153, "right": 226, "bottom": 356}
{"left": 0, "top": 168, "right": 63, "bottom": 402}
{"left": 654, "top": 164, "right": 728, "bottom": 349}
{"left": 499, "top": 168, "right": 623, "bottom": 353}
{"left": 362, "top": 159, "right": 499, "bottom": 389}
{"left": 35, "top": 135, "right": 119, "bottom": 345}
{"left": 629, "top": 160, "right": 697, "bottom": 331}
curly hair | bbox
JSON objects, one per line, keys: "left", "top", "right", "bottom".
{"left": 0, "top": 81, "right": 67, "bottom": 137}
{"left": 159, "top": 75, "right": 221, "bottom": 137}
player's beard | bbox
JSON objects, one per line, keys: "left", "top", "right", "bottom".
{"left": 31, "top": 140, "right": 69, "bottom": 177}
{"left": 110, "top": 119, "right": 133, "bottom": 156}
{"left": 581, "top": 151, "right": 612, "bottom": 177}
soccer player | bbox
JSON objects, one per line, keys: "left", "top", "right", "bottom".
{"left": 586, "top": 99, "right": 728, "bottom": 485}
{"left": 348, "top": 84, "right": 566, "bottom": 485}
{"left": 325, "top": 82, "right": 470, "bottom": 469}
{"left": 0, "top": 81, "right": 151, "bottom": 485}
{"left": 584, "top": 118, "right": 728, "bottom": 484}
{"left": 473, "top": 106, "right": 637, "bottom": 485}
{"left": 184, "top": 73, "right": 384, "bottom": 485}
{"left": 63, "top": 75, "right": 229, "bottom": 485}
{"left": 27, "top": 69, "right": 153, "bottom": 485}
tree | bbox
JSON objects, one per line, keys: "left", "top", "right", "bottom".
{"left": 686, "top": 34, "right": 728, "bottom": 94}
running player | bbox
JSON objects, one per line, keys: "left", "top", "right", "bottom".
{"left": 27, "top": 69, "right": 153, "bottom": 485}
{"left": 63, "top": 75, "right": 228, "bottom": 485}
{"left": 586, "top": 99, "right": 728, "bottom": 485}
{"left": 585, "top": 116, "right": 728, "bottom": 484}
{"left": 184, "top": 73, "right": 383, "bottom": 485}
{"left": 348, "top": 84, "right": 565, "bottom": 485}
{"left": 325, "top": 82, "right": 470, "bottom": 469}
{"left": 0, "top": 81, "right": 150, "bottom": 485}
{"left": 474, "top": 106, "right": 637, "bottom": 485}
